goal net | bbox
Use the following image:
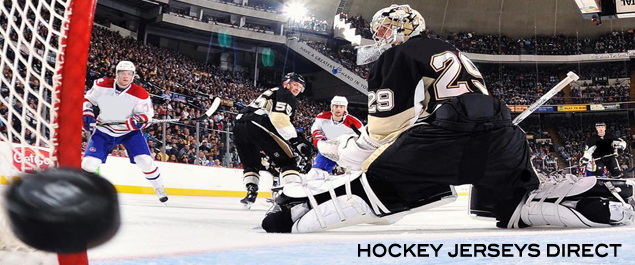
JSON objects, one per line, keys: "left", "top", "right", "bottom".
{"left": 0, "top": 0, "right": 97, "bottom": 264}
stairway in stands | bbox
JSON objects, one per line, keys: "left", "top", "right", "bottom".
{"left": 542, "top": 117, "right": 569, "bottom": 169}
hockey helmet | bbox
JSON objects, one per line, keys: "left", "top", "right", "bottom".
{"left": 116, "top": 60, "right": 136, "bottom": 73}
{"left": 283, "top": 72, "right": 306, "bottom": 93}
{"left": 370, "top": 4, "right": 425, "bottom": 46}
{"left": 331, "top": 96, "right": 348, "bottom": 107}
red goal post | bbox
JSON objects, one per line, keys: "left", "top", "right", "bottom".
{"left": 0, "top": 0, "right": 98, "bottom": 264}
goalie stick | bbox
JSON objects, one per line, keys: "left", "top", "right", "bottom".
{"left": 512, "top": 71, "right": 579, "bottom": 125}
{"left": 97, "top": 97, "right": 221, "bottom": 126}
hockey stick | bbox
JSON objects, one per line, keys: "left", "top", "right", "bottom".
{"left": 97, "top": 97, "right": 221, "bottom": 126}
{"left": 512, "top": 71, "right": 579, "bottom": 125}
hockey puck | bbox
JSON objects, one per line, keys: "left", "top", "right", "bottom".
{"left": 5, "top": 168, "right": 120, "bottom": 253}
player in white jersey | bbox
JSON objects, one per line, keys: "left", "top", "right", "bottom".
{"left": 81, "top": 61, "right": 168, "bottom": 203}
{"left": 304, "top": 96, "right": 363, "bottom": 181}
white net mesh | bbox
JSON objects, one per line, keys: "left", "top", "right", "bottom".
{"left": 0, "top": 0, "right": 74, "bottom": 253}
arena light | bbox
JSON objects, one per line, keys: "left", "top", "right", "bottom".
{"left": 284, "top": 2, "right": 306, "bottom": 21}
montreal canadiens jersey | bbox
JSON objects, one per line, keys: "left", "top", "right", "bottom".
{"left": 83, "top": 78, "right": 154, "bottom": 137}
{"left": 367, "top": 35, "right": 488, "bottom": 144}
{"left": 241, "top": 87, "right": 298, "bottom": 140}
{"left": 311, "top": 111, "right": 363, "bottom": 147}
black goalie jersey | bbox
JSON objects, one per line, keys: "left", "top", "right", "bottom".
{"left": 367, "top": 35, "right": 488, "bottom": 143}
{"left": 238, "top": 87, "right": 298, "bottom": 140}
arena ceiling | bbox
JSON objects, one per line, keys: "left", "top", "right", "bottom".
{"left": 340, "top": 0, "right": 635, "bottom": 38}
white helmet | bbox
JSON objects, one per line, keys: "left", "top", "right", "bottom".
{"left": 370, "top": 4, "right": 425, "bottom": 47}
{"left": 331, "top": 96, "right": 348, "bottom": 107}
{"left": 116, "top": 61, "right": 136, "bottom": 73}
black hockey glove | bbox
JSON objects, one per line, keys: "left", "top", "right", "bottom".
{"left": 289, "top": 136, "right": 313, "bottom": 160}
{"left": 580, "top": 157, "right": 590, "bottom": 166}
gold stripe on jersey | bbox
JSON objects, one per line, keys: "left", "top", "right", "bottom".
{"left": 362, "top": 138, "right": 398, "bottom": 171}
{"left": 270, "top": 111, "right": 294, "bottom": 132}
{"left": 265, "top": 99, "right": 273, "bottom": 112}
{"left": 367, "top": 106, "right": 416, "bottom": 144}
{"left": 266, "top": 130, "right": 295, "bottom": 158}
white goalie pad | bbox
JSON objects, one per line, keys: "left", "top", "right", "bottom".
{"left": 317, "top": 133, "right": 376, "bottom": 171}
{"left": 509, "top": 175, "right": 635, "bottom": 228}
{"left": 282, "top": 171, "right": 457, "bottom": 232}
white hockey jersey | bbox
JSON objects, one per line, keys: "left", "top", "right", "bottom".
{"left": 83, "top": 78, "right": 154, "bottom": 137}
{"left": 311, "top": 111, "right": 364, "bottom": 147}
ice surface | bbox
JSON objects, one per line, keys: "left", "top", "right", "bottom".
{"left": 88, "top": 194, "right": 635, "bottom": 265}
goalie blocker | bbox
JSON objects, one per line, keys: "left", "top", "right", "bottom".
{"left": 262, "top": 93, "right": 635, "bottom": 233}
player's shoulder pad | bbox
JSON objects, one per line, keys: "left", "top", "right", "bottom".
{"left": 276, "top": 88, "right": 296, "bottom": 104}
{"left": 126, "top": 83, "right": 149, "bottom": 99}
{"left": 401, "top": 36, "right": 457, "bottom": 55}
{"left": 94, "top": 78, "right": 115, "bottom": 88}
{"left": 343, "top": 114, "right": 363, "bottom": 128}
{"left": 316, "top": 111, "right": 332, "bottom": 120}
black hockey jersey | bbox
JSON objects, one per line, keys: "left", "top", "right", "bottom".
{"left": 585, "top": 133, "right": 622, "bottom": 158}
{"left": 366, "top": 35, "right": 488, "bottom": 143}
{"left": 239, "top": 87, "right": 298, "bottom": 140}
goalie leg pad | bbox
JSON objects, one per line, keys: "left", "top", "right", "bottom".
{"left": 264, "top": 171, "right": 456, "bottom": 233}
{"left": 509, "top": 175, "right": 635, "bottom": 228}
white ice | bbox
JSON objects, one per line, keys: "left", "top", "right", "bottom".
{"left": 87, "top": 194, "right": 635, "bottom": 265}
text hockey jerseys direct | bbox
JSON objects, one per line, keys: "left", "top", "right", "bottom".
{"left": 84, "top": 78, "right": 154, "bottom": 137}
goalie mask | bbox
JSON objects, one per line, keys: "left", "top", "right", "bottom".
{"left": 357, "top": 5, "right": 425, "bottom": 65}
{"left": 370, "top": 4, "right": 425, "bottom": 47}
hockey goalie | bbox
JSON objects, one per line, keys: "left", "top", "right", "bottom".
{"left": 261, "top": 4, "right": 635, "bottom": 233}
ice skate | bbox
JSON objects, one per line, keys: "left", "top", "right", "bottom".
{"left": 154, "top": 186, "right": 168, "bottom": 203}
{"left": 241, "top": 183, "right": 258, "bottom": 209}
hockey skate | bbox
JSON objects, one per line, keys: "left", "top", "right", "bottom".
{"left": 154, "top": 186, "right": 168, "bottom": 203}
{"left": 266, "top": 176, "right": 281, "bottom": 205}
{"left": 241, "top": 183, "right": 258, "bottom": 209}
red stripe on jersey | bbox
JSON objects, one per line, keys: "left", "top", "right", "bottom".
{"left": 343, "top": 115, "right": 363, "bottom": 129}
{"left": 95, "top": 78, "right": 115, "bottom": 88}
{"left": 125, "top": 84, "right": 149, "bottom": 99}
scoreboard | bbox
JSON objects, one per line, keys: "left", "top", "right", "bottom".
{"left": 575, "top": 0, "right": 635, "bottom": 19}
{"left": 615, "top": 0, "right": 635, "bottom": 18}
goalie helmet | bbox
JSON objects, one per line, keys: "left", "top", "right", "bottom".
{"left": 370, "top": 4, "right": 425, "bottom": 47}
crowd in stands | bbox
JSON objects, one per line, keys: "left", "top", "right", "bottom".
{"left": 301, "top": 39, "right": 370, "bottom": 78}
{"left": 570, "top": 82, "right": 630, "bottom": 104}
{"left": 338, "top": 13, "right": 373, "bottom": 39}
{"left": 445, "top": 30, "right": 635, "bottom": 55}
{"left": 478, "top": 64, "right": 565, "bottom": 105}
{"left": 4, "top": 9, "right": 635, "bottom": 175}
{"left": 548, "top": 114, "right": 632, "bottom": 176}
{"left": 518, "top": 117, "right": 558, "bottom": 173}
{"left": 84, "top": 26, "right": 338, "bottom": 168}
{"left": 165, "top": 8, "right": 276, "bottom": 34}
{"left": 289, "top": 17, "right": 329, "bottom": 32}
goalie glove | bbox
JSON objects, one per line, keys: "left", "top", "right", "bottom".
{"left": 613, "top": 140, "right": 627, "bottom": 150}
{"left": 318, "top": 129, "right": 379, "bottom": 171}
